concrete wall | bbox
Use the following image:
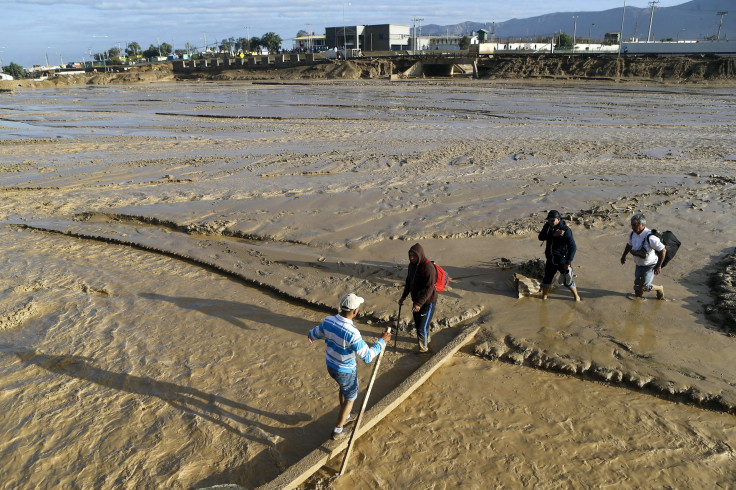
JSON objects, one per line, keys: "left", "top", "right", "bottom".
{"left": 173, "top": 53, "right": 327, "bottom": 73}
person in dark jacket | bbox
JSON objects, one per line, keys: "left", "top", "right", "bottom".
{"left": 398, "top": 243, "right": 438, "bottom": 353}
{"left": 537, "top": 210, "right": 581, "bottom": 302}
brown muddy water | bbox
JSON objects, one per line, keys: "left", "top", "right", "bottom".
{"left": 1, "top": 80, "right": 735, "bottom": 488}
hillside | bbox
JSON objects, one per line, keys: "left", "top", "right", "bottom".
{"left": 423, "top": 0, "right": 733, "bottom": 42}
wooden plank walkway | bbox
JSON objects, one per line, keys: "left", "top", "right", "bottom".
{"left": 256, "top": 324, "right": 481, "bottom": 490}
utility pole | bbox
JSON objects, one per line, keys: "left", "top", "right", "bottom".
{"left": 419, "top": 18, "right": 425, "bottom": 50}
{"left": 717, "top": 12, "right": 728, "bottom": 40}
{"left": 572, "top": 15, "right": 578, "bottom": 52}
{"left": 343, "top": 2, "right": 351, "bottom": 59}
{"left": 306, "top": 23, "right": 311, "bottom": 51}
{"left": 411, "top": 17, "right": 423, "bottom": 52}
{"left": 647, "top": 1, "right": 659, "bottom": 42}
{"left": 619, "top": 0, "right": 627, "bottom": 57}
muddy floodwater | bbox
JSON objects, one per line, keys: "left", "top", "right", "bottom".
{"left": 1, "top": 80, "right": 735, "bottom": 488}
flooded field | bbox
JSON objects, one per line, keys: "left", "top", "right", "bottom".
{"left": 1, "top": 80, "right": 735, "bottom": 488}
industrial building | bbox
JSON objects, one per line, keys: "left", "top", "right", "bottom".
{"left": 325, "top": 24, "right": 410, "bottom": 51}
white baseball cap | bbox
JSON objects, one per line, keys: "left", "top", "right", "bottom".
{"left": 340, "top": 293, "right": 364, "bottom": 311}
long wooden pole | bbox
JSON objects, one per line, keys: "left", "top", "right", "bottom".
{"left": 393, "top": 304, "right": 401, "bottom": 353}
{"left": 257, "top": 324, "right": 480, "bottom": 490}
{"left": 338, "top": 326, "right": 391, "bottom": 476}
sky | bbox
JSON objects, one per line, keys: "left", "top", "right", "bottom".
{"left": 1, "top": 0, "right": 688, "bottom": 68}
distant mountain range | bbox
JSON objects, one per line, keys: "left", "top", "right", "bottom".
{"left": 421, "top": 0, "right": 732, "bottom": 42}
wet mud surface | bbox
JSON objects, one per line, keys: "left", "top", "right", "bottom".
{"left": 1, "top": 80, "right": 736, "bottom": 488}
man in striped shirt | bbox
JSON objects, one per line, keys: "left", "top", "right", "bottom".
{"left": 308, "top": 293, "right": 391, "bottom": 440}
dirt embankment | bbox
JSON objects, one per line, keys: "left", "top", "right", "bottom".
{"left": 175, "top": 59, "right": 393, "bottom": 81}
{"left": 481, "top": 54, "right": 736, "bottom": 82}
{"left": 0, "top": 62, "right": 175, "bottom": 90}
{"left": 177, "top": 56, "right": 736, "bottom": 83}
{"left": 2, "top": 55, "right": 735, "bottom": 91}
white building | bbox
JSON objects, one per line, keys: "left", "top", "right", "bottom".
{"left": 421, "top": 35, "right": 479, "bottom": 51}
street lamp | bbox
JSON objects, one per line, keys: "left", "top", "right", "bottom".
{"left": 343, "top": 2, "right": 351, "bottom": 59}
{"left": 45, "top": 46, "right": 54, "bottom": 67}
{"left": 572, "top": 16, "right": 578, "bottom": 52}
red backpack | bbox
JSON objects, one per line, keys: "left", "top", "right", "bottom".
{"left": 422, "top": 260, "right": 449, "bottom": 293}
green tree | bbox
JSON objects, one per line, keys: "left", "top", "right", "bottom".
{"left": 249, "top": 36, "right": 261, "bottom": 52}
{"left": 159, "top": 42, "right": 173, "bottom": 56}
{"left": 459, "top": 35, "right": 471, "bottom": 50}
{"left": 143, "top": 44, "right": 160, "bottom": 58}
{"left": 555, "top": 32, "right": 573, "bottom": 49}
{"left": 108, "top": 46, "right": 122, "bottom": 58}
{"left": 235, "top": 37, "right": 248, "bottom": 53}
{"left": 296, "top": 29, "right": 309, "bottom": 38}
{"left": 2, "top": 62, "right": 26, "bottom": 79}
{"left": 125, "top": 42, "right": 141, "bottom": 56}
{"left": 220, "top": 37, "right": 235, "bottom": 54}
{"left": 260, "top": 32, "right": 282, "bottom": 54}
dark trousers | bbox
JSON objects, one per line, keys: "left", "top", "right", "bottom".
{"left": 412, "top": 301, "right": 436, "bottom": 349}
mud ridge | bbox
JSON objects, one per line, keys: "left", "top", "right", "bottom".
{"left": 705, "top": 248, "right": 736, "bottom": 334}
{"left": 75, "top": 212, "right": 310, "bottom": 246}
{"left": 474, "top": 331, "right": 736, "bottom": 415}
{"left": 17, "top": 223, "right": 334, "bottom": 313}
{"left": 0, "top": 300, "right": 37, "bottom": 331}
{"left": 155, "top": 112, "right": 364, "bottom": 122}
{"left": 15, "top": 223, "right": 481, "bottom": 335}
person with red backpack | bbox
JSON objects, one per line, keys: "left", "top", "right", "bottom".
{"left": 399, "top": 243, "right": 438, "bottom": 353}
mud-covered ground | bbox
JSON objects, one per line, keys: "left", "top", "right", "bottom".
{"left": 1, "top": 80, "right": 735, "bottom": 488}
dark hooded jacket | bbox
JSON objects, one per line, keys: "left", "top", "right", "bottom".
{"left": 538, "top": 219, "right": 577, "bottom": 265}
{"left": 400, "top": 243, "right": 438, "bottom": 308}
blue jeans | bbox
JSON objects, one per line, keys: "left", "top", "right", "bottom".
{"left": 413, "top": 301, "right": 436, "bottom": 350}
{"left": 327, "top": 366, "right": 358, "bottom": 401}
{"left": 634, "top": 264, "right": 655, "bottom": 293}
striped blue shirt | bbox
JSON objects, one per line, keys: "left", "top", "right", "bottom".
{"left": 308, "top": 314, "right": 385, "bottom": 373}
